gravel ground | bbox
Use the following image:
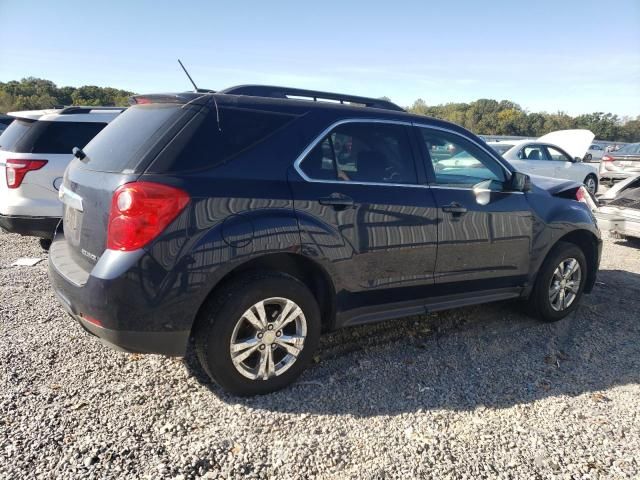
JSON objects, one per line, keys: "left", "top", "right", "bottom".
{"left": 1, "top": 231, "right": 639, "bottom": 479}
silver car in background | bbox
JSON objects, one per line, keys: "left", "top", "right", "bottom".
{"left": 599, "top": 143, "right": 640, "bottom": 185}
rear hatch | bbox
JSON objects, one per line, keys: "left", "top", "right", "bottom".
{"left": 59, "top": 99, "right": 201, "bottom": 272}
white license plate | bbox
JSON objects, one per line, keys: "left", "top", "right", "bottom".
{"left": 64, "top": 207, "right": 81, "bottom": 244}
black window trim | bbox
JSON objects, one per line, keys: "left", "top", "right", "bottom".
{"left": 294, "top": 119, "right": 518, "bottom": 192}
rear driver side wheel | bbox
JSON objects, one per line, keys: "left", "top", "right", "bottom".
{"left": 527, "top": 241, "right": 587, "bottom": 322}
{"left": 194, "top": 272, "right": 321, "bottom": 396}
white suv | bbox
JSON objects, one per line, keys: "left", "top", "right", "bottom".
{"left": 0, "top": 107, "right": 124, "bottom": 244}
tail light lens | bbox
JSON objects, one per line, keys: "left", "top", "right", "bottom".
{"left": 576, "top": 185, "right": 597, "bottom": 211}
{"left": 5, "top": 159, "right": 47, "bottom": 188}
{"left": 107, "top": 182, "right": 190, "bottom": 251}
{"left": 601, "top": 155, "right": 613, "bottom": 162}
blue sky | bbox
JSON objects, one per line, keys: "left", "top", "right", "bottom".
{"left": 1, "top": 0, "right": 638, "bottom": 116}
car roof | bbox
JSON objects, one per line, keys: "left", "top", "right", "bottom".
{"left": 131, "top": 87, "right": 478, "bottom": 141}
{"left": 8, "top": 106, "right": 126, "bottom": 123}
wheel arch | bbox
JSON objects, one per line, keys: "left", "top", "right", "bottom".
{"left": 544, "top": 229, "right": 600, "bottom": 294}
{"left": 190, "top": 252, "right": 337, "bottom": 339}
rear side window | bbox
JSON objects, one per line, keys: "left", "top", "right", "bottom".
{"left": 0, "top": 119, "right": 36, "bottom": 151}
{"left": 2, "top": 121, "right": 106, "bottom": 154}
{"left": 299, "top": 122, "right": 417, "bottom": 184}
{"left": 158, "top": 107, "right": 297, "bottom": 173}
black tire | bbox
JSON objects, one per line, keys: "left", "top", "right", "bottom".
{"left": 584, "top": 153, "right": 592, "bottom": 162}
{"left": 194, "top": 272, "right": 321, "bottom": 396}
{"left": 39, "top": 238, "right": 52, "bottom": 251}
{"left": 527, "top": 241, "right": 587, "bottom": 322}
{"left": 584, "top": 174, "right": 598, "bottom": 195}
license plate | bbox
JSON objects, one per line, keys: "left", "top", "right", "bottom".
{"left": 64, "top": 207, "right": 81, "bottom": 244}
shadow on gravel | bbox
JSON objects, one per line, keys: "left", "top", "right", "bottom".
{"left": 185, "top": 268, "right": 640, "bottom": 417}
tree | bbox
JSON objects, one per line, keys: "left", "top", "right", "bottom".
{"left": 0, "top": 77, "right": 133, "bottom": 112}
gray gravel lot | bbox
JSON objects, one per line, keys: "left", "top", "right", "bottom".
{"left": 1, "top": 231, "right": 639, "bottom": 479}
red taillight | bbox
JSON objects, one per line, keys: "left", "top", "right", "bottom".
{"left": 5, "top": 159, "right": 47, "bottom": 188}
{"left": 601, "top": 155, "right": 613, "bottom": 162}
{"left": 576, "top": 185, "right": 597, "bottom": 211}
{"left": 81, "top": 314, "right": 102, "bottom": 327}
{"left": 106, "top": 182, "right": 190, "bottom": 251}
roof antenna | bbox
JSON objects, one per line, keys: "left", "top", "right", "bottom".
{"left": 177, "top": 59, "right": 221, "bottom": 132}
{"left": 178, "top": 59, "right": 199, "bottom": 92}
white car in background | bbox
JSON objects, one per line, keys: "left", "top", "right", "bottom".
{"left": 0, "top": 106, "right": 125, "bottom": 247}
{"left": 584, "top": 143, "right": 605, "bottom": 162}
{"left": 487, "top": 130, "right": 599, "bottom": 194}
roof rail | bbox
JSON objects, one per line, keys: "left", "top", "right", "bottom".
{"left": 59, "top": 106, "right": 127, "bottom": 115}
{"left": 219, "top": 85, "right": 405, "bottom": 112}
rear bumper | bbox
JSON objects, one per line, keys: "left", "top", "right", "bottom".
{"left": 48, "top": 231, "right": 191, "bottom": 356}
{"left": 600, "top": 171, "right": 636, "bottom": 182}
{"left": 0, "top": 214, "right": 59, "bottom": 238}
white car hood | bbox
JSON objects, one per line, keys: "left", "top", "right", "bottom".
{"left": 537, "top": 129, "right": 595, "bottom": 160}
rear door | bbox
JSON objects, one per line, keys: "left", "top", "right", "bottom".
{"left": 415, "top": 125, "right": 533, "bottom": 292}
{"left": 289, "top": 120, "right": 438, "bottom": 311}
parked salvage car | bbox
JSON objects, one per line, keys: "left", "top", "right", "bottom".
{"left": 596, "top": 175, "right": 640, "bottom": 240}
{"left": 584, "top": 143, "right": 605, "bottom": 162}
{"left": 0, "top": 107, "right": 125, "bottom": 245}
{"left": 486, "top": 130, "right": 599, "bottom": 194}
{"left": 599, "top": 142, "right": 640, "bottom": 185}
{"left": 49, "top": 86, "right": 601, "bottom": 395}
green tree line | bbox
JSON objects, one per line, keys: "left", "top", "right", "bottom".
{"left": 1, "top": 78, "right": 638, "bottom": 142}
{"left": 0, "top": 77, "right": 132, "bottom": 112}
{"left": 408, "top": 98, "right": 640, "bottom": 143}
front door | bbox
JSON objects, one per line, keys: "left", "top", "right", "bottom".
{"left": 289, "top": 120, "right": 439, "bottom": 313}
{"left": 416, "top": 126, "right": 533, "bottom": 293}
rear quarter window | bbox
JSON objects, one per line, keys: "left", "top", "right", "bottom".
{"left": 0, "top": 119, "right": 36, "bottom": 152}
{"left": 151, "top": 106, "right": 297, "bottom": 173}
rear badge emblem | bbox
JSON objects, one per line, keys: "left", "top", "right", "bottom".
{"left": 81, "top": 249, "right": 98, "bottom": 262}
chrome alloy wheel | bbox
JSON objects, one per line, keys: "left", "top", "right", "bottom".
{"left": 585, "top": 177, "right": 597, "bottom": 194}
{"left": 548, "top": 258, "right": 582, "bottom": 311}
{"left": 229, "top": 297, "right": 307, "bottom": 380}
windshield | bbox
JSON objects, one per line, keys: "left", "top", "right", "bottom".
{"left": 490, "top": 143, "right": 513, "bottom": 155}
{"left": 614, "top": 143, "right": 640, "bottom": 155}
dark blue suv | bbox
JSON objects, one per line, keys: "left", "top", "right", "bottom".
{"left": 48, "top": 86, "right": 601, "bottom": 395}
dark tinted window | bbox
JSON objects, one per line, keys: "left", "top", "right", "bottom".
{"left": 300, "top": 122, "right": 417, "bottom": 184}
{"left": 0, "top": 119, "right": 35, "bottom": 151}
{"left": 9, "top": 121, "right": 106, "bottom": 154}
{"left": 83, "top": 104, "right": 183, "bottom": 172}
{"left": 161, "top": 107, "right": 296, "bottom": 172}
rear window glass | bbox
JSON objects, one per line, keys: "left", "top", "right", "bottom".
{"left": 156, "top": 107, "right": 297, "bottom": 173}
{"left": 0, "top": 119, "right": 106, "bottom": 154}
{"left": 0, "top": 119, "right": 35, "bottom": 151}
{"left": 83, "top": 104, "right": 183, "bottom": 172}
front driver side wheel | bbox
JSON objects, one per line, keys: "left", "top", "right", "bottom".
{"left": 584, "top": 174, "right": 598, "bottom": 195}
{"left": 194, "top": 272, "right": 321, "bottom": 396}
{"left": 527, "top": 241, "right": 587, "bottom": 322}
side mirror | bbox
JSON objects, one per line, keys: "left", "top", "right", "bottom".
{"left": 509, "top": 171, "right": 532, "bottom": 192}
{"left": 573, "top": 156, "right": 582, "bottom": 163}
